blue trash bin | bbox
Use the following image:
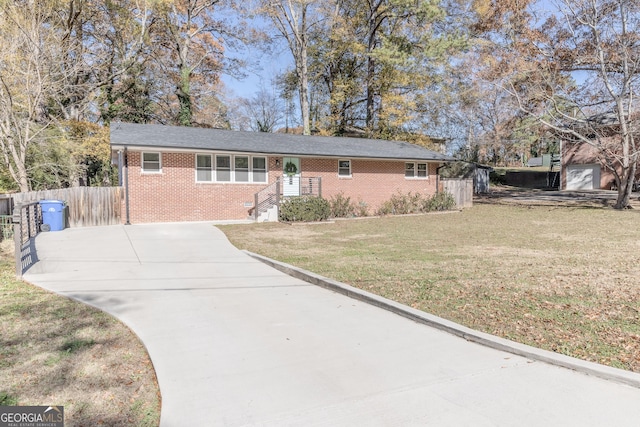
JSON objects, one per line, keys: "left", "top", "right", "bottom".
{"left": 40, "top": 200, "right": 65, "bottom": 231}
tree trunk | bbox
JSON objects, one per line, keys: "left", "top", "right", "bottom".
{"left": 176, "top": 67, "right": 193, "bottom": 126}
{"left": 614, "top": 161, "right": 636, "bottom": 209}
{"left": 365, "top": 9, "right": 377, "bottom": 132}
{"left": 298, "top": 46, "right": 311, "bottom": 135}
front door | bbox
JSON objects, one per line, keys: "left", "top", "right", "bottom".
{"left": 282, "top": 157, "right": 301, "bottom": 196}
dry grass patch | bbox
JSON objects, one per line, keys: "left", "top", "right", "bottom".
{"left": 220, "top": 204, "right": 640, "bottom": 372}
{"left": 0, "top": 240, "right": 160, "bottom": 426}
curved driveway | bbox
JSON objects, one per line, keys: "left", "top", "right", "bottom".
{"left": 24, "top": 223, "right": 640, "bottom": 426}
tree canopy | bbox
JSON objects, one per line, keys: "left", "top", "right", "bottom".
{"left": 1, "top": 0, "right": 638, "bottom": 208}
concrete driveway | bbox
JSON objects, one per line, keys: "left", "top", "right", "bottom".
{"left": 24, "top": 223, "right": 640, "bottom": 426}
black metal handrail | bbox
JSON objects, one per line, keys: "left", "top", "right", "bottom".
{"left": 300, "top": 177, "right": 322, "bottom": 198}
{"left": 253, "top": 176, "right": 323, "bottom": 221}
{"left": 254, "top": 179, "right": 281, "bottom": 221}
{"left": 13, "top": 201, "right": 42, "bottom": 277}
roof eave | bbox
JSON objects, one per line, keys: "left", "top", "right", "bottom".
{"left": 110, "top": 143, "right": 455, "bottom": 162}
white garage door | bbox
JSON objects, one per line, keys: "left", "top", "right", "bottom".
{"left": 566, "top": 164, "right": 600, "bottom": 190}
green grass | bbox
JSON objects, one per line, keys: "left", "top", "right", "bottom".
{"left": 220, "top": 203, "right": 640, "bottom": 372}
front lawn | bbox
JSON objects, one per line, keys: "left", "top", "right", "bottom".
{"left": 0, "top": 242, "right": 160, "bottom": 426}
{"left": 219, "top": 204, "right": 640, "bottom": 372}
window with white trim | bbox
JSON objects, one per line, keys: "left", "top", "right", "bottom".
{"left": 405, "top": 162, "right": 428, "bottom": 178}
{"left": 338, "top": 159, "right": 351, "bottom": 177}
{"left": 196, "top": 154, "right": 212, "bottom": 182}
{"left": 235, "top": 156, "right": 249, "bottom": 182}
{"left": 253, "top": 157, "right": 267, "bottom": 182}
{"left": 216, "top": 155, "right": 231, "bottom": 182}
{"left": 142, "top": 152, "right": 161, "bottom": 173}
{"left": 197, "top": 154, "right": 267, "bottom": 183}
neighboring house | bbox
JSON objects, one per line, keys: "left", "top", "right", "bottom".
{"left": 561, "top": 135, "right": 640, "bottom": 191}
{"left": 110, "top": 122, "right": 456, "bottom": 223}
{"left": 560, "top": 112, "right": 640, "bottom": 191}
{"left": 561, "top": 141, "right": 611, "bottom": 190}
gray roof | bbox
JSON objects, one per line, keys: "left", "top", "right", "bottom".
{"left": 110, "top": 122, "right": 455, "bottom": 162}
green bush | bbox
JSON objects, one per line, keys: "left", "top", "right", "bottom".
{"left": 423, "top": 191, "right": 456, "bottom": 211}
{"left": 329, "top": 192, "right": 356, "bottom": 218}
{"left": 376, "top": 191, "right": 422, "bottom": 215}
{"left": 328, "top": 193, "right": 370, "bottom": 218}
{"left": 279, "top": 196, "right": 331, "bottom": 222}
{"left": 355, "top": 201, "right": 370, "bottom": 217}
{"left": 375, "top": 191, "right": 456, "bottom": 216}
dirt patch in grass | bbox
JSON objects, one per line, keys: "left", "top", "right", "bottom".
{"left": 220, "top": 204, "right": 640, "bottom": 372}
{"left": 0, "top": 240, "right": 160, "bottom": 426}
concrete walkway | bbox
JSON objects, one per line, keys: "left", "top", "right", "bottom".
{"left": 24, "top": 223, "right": 640, "bottom": 426}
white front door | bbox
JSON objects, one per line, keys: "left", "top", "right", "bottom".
{"left": 282, "top": 157, "right": 301, "bottom": 196}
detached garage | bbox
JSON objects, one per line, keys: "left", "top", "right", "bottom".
{"left": 565, "top": 164, "right": 601, "bottom": 190}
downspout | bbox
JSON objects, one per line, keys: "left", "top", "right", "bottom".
{"left": 124, "top": 147, "right": 131, "bottom": 225}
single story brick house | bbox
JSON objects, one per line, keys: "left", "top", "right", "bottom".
{"left": 110, "top": 122, "right": 456, "bottom": 223}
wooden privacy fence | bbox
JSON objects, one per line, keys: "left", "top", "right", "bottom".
{"left": 440, "top": 178, "right": 473, "bottom": 208}
{"left": 12, "top": 186, "right": 122, "bottom": 228}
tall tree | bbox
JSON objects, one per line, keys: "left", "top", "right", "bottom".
{"left": 497, "top": 0, "right": 640, "bottom": 208}
{"left": 0, "top": 0, "right": 57, "bottom": 191}
{"left": 0, "top": 0, "right": 152, "bottom": 191}
{"left": 259, "top": 0, "right": 319, "bottom": 135}
{"left": 304, "top": 0, "right": 467, "bottom": 138}
{"left": 238, "top": 88, "right": 283, "bottom": 132}
{"left": 153, "top": 0, "right": 226, "bottom": 126}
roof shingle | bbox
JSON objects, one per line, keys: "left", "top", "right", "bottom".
{"left": 110, "top": 122, "right": 455, "bottom": 162}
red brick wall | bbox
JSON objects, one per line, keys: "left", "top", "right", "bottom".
{"left": 302, "top": 158, "right": 438, "bottom": 214}
{"left": 122, "top": 151, "right": 440, "bottom": 223}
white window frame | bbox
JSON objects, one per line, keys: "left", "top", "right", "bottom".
{"left": 338, "top": 159, "right": 352, "bottom": 177}
{"left": 234, "top": 155, "right": 250, "bottom": 182}
{"left": 195, "top": 154, "right": 213, "bottom": 182}
{"left": 196, "top": 154, "right": 268, "bottom": 183}
{"left": 141, "top": 152, "right": 161, "bottom": 173}
{"left": 405, "top": 162, "right": 429, "bottom": 179}
{"left": 216, "top": 155, "right": 232, "bottom": 182}
{"left": 417, "top": 163, "right": 428, "bottom": 178}
{"left": 252, "top": 157, "right": 267, "bottom": 183}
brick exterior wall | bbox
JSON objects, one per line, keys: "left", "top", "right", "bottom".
{"left": 301, "top": 158, "right": 439, "bottom": 214}
{"left": 122, "top": 150, "right": 441, "bottom": 223}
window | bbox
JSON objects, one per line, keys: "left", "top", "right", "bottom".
{"left": 338, "top": 159, "right": 351, "bottom": 177}
{"left": 142, "top": 152, "right": 161, "bottom": 173}
{"left": 216, "top": 155, "right": 231, "bottom": 182}
{"left": 405, "top": 162, "right": 428, "bottom": 179}
{"left": 417, "top": 163, "right": 427, "bottom": 178}
{"left": 197, "top": 154, "right": 267, "bottom": 183}
{"left": 235, "top": 156, "right": 249, "bottom": 182}
{"left": 405, "top": 162, "right": 415, "bottom": 178}
{"left": 253, "top": 157, "right": 267, "bottom": 183}
{"left": 196, "top": 154, "right": 212, "bottom": 182}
